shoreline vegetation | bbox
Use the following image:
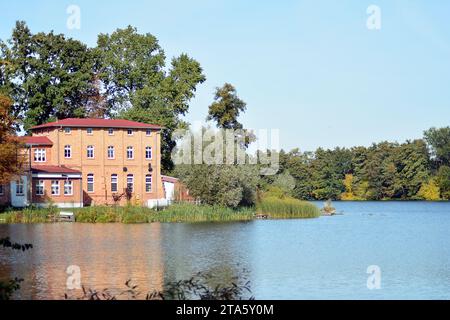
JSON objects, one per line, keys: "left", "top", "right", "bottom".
{"left": 0, "top": 201, "right": 321, "bottom": 224}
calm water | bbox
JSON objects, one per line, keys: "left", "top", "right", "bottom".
{"left": 0, "top": 202, "right": 449, "bottom": 300}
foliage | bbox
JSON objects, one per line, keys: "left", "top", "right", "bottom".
{"left": 436, "top": 166, "right": 450, "bottom": 200}
{"left": 424, "top": 127, "right": 450, "bottom": 167}
{"left": 0, "top": 237, "right": 32, "bottom": 300}
{"left": 265, "top": 134, "right": 443, "bottom": 201}
{"left": 97, "top": 26, "right": 205, "bottom": 171}
{"left": 0, "top": 93, "right": 24, "bottom": 184}
{"left": 65, "top": 271, "right": 253, "bottom": 300}
{"left": 417, "top": 180, "right": 441, "bottom": 201}
{"left": 175, "top": 163, "right": 260, "bottom": 208}
{"left": 1, "top": 21, "right": 98, "bottom": 131}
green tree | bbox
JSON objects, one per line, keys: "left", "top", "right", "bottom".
{"left": 206, "top": 83, "right": 254, "bottom": 148}
{"left": 1, "top": 21, "right": 98, "bottom": 131}
{"left": 424, "top": 127, "right": 450, "bottom": 167}
{"left": 436, "top": 166, "right": 450, "bottom": 200}
{"left": 96, "top": 26, "right": 205, "bottom": 171}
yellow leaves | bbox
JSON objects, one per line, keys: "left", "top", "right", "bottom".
{"left": 417, "top": 179, "right": 441, "bottom": 201}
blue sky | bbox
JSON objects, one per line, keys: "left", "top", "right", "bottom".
{"left": 2, "top": 0, "right": 450, "bottom": 151}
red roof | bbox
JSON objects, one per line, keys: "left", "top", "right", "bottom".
{"left": 30, "top": 118, "right": 163, "bottom": 130}
{"left": 20, "top": 136, "right": 53, "bottom": 146}
{"left": 31, "top": 165, "right": 81, "bottom": 174}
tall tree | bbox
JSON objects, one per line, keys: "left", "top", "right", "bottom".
{"left": 424, "top": 127, "right": 450, "bottom": 167}
{"left": 96, "top": 26, "right": 205, "bottom": 171}
{"left": 207, "top": 83, "right": 254, "bottom": 148}
{"left": 1, "top": 21, "right": 98, "bottom": 131}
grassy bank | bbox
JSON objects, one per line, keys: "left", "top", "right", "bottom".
{"left": 0, "top": 200, "right": 320, "bottom": 224}
{"left": 257, "top": 197, "right": 321, "bottom": 219}
{"left": 0, "top": 204, "right": 255, "bottom": 224}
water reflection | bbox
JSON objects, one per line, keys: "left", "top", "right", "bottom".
{"left": 0, "top": 222, "right": 253, "bottom": 299}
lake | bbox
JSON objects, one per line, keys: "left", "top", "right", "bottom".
{"left": 0, "top": 201, "right": 449, "bottom": 299}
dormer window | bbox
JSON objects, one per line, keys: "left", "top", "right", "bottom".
{"left": 64, "top": 127, "right": 71, "bottom": 134}
{"left": 87, "top": 128, "right": 93, "bottom": 135}
{"left": 127, "top": 129, "right": 133, "bottom": 136}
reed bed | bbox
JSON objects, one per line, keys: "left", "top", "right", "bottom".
{"left": 257, "top": 197, "right": 320, "bottom": 219}
{"left": 0, "top": 204, "right": 254, "bottom": 224}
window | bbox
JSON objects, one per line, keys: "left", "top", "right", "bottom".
{"left": 127, "top": 146, "right": 134, "bottom": 159}
{"left": 51, "top": 180, "right": 60, "bottom": 195}
{"left": 108, "top": 128, "right": 114, "bottom": 135}
{"left": 64, "top": 127, "right": 71, "bottom": 134}
{"left": 36, "top": 180, "right": 44, "bottom": 196}
{"left": 0, "top": 185, "right": 4, "bottom": 195}
{"left": 87, "top": 174, "right": 94, "bottom": 193}
{"left": 145, "top": 146, "right": 152, "bottom": 160}
{"left": 127, "top": 129, "right": 133, "bottom": 136}
{"left": 64, "top": 180, "right": 73, "bottom": 196}
{"left": 87, "top": 145, "right": 95, "bottom": 159}
{"left": 111, "top": 174, "right": 118, "bottom": 193}
{"left": 127, "top": 174, "right": 134, "bottom": 193}
{"left": 16, "top": 179, "right": 24, "bottom": 196}
{"left": 107, "top": 146, "right": 115, "bottom": 159}
{"left": 145, "top": 175, "right": 152, "bottom": 193}
{"left": 64, "top": 145, "right": 72, "bottom": 158}
{"left": 34, "top": 148, "right": 46, "bottom": 162}
{"left": 87, "top": 128, "right": 93, "bottom": 135}
{"left": 146, "top": 129, "right": 152, "bottom": 136}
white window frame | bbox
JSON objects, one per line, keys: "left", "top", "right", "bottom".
{"left": 87, "top": 128, "right": 93, "bottom": 135}
{"left": 126, "top": 146, "right": 134, "bottom": 160}
{"left": 34, "top": 148, "right": 46, "bottom": 162}
{"left": 36, "top": 180, "right": 45, "bottom": 196}
{"left": 108, "top": 128, "right": 114, "bottom": 135}
{"left": 127, "top": 129, "right": 133, "bottom": 136}
{"left": 145, "top": 175, "right": 152, "bottom": 193}
{"left": 51, "top": 180, "right": 60, "bottom": 196}
{"left": 64, "top": 145, "right": 72, "bottom": 159}
{"left": 87, "top": 174, "right": 94, "bottom": 193}
{"left": 16, "top": 179, "right": 24, "bottom": 196}
{"left": 107, "top": 146, "right": 115, "bottom": 159}
{"left": 145, "top": 146, "right": 152, "bottom": 160}
{"left": 127, "top": 174, "right": 134, "bottom": 193}
{"left": 64, "top": 127, "right": 71, "bottom": 134}
{"left": 111, "top": 174, "right": 118, "bottom": 193}
{"left": 87, "top": 145, "right": 95, "bottom": 159}
{"left": 64, "top": 180, "right": 73, "bottom": 196}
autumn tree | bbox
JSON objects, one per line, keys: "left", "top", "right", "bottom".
{"left": 0, "top": 93, "right": 23, "bottom": 184}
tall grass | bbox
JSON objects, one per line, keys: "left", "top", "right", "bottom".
{"left": 257, "top": 197, "right": 320, "bottom": 219}
{"left": 0, "top": 204, "right": 254, "bottom": 224}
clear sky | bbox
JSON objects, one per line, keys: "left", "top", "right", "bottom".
{"left": 2, "top": 0, "right": 450, "bottom": 151}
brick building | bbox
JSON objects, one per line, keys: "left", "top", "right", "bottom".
{"left": 0, "top": 118, "right": 166, "bottom": 208}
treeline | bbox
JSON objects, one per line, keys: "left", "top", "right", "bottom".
{"left": 263, "top": 127, "right": 450, "bottom": 201}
